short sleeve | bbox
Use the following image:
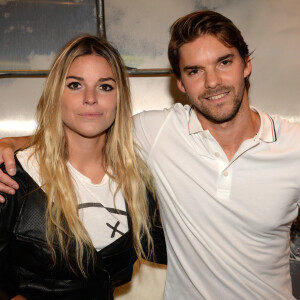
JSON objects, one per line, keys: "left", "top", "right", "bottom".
{"left": 133, "top": 109, "right": 171, "bottom": 161}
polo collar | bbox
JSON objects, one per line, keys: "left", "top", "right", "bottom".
{"left": 251, "top": 106, "right": 277, "bottom": 142}
{"left": 188, "top": 106, "right": 277, "bottom": 143}
{"left": 188, "top": 107, "right": 204, "bottom": 134}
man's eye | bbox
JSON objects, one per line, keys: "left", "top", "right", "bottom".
{"left": 188, "top": 69, "right": 199, "bottom": 76}
{"left": 100, "top": 84, "right": 114, "bottom": 91}
{"left": 221, "top": 59, "right": 232, "bottom": 66}
{"left": 67, "top": 82, "right": 81, "bottom": 89}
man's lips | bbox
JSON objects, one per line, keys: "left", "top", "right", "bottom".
{"left": 205, "top": 91, "right": 229, "bottom": 101}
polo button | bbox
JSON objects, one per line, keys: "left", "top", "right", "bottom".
{"left": 202, "top": 132, "right": 208, "bottom": 138}
{"left": 215, "top": 152, "right": 220, "bottom": 157}
{"left": 223, "top": 170, "right": 229, "bottom": 177}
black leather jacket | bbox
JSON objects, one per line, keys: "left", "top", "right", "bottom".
{"left": 0, "top": 158, "right": 166, "bottom": 300}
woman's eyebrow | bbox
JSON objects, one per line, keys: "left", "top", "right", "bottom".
{"left": 65, "top": 76, "right": 116, "bottom": 83}
{"left": 66, "top": 75, "right": 83, "bottom": 80}
{"left": 99, "top": 77, "right": 116, "bottom": 83}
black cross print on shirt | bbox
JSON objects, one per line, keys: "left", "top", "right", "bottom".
{"left": 78, "top": 202, "right": 127, "bottom": 238}
{"left": 106, "top": 221, "right": 125, "bottom": 238}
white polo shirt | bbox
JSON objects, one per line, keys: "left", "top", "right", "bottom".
{"left": 134, "top": 103, "right": 300, "bottom": 300}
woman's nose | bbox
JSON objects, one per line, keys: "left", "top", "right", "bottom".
{"left": 84, "top": 88, "right": 97, "bottom": 105}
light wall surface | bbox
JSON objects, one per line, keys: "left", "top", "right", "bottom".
{"left": 0, "top": 1, "right": 299, "bottom": 299}
{"left": 1, "top": 0, "right": 300, "bottom": 139}
{"left": 105, "top": 0, "right": 300, "bottom": 122}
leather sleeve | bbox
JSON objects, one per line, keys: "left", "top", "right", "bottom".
{"left": 0, "top": 161, "right": 22, "bottom": 299}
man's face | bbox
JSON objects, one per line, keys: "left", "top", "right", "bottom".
{"left": 177, "top": 34, "right": 251, "bottom": 125}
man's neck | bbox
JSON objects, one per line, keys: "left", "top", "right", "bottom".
{"left": 197, "top": 105, "right": 261, "bottom": 161}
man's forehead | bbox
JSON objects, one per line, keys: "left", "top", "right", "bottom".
{"left": 180, "top": 34, "right": 234, "bottom": 52}
{"left": 178, "top": 35, "right": 238, "bottom": 64}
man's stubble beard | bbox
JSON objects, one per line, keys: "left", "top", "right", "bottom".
{"left": 191, "top": 83, "right": 246, "bottom": 124}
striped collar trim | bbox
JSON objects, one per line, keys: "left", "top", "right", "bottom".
{"left": 188, "top": 106, "right": 277, "bottom": 143}
{"left": 252, "top": 107, "right": 277, "bottom": 142}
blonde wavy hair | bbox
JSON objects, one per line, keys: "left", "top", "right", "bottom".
{"left": 29, "top": 35, "right": 155, "bottom": 277}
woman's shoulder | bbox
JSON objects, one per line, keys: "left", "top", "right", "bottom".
{"left": 0, "top": 150, "right": 42, "bottom": 214}
{"left": 0, "top": 153, "right": 30, "bottom": 190}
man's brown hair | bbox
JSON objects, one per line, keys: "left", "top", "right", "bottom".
{"left": 168, "top": 10, "right": 251, "bottom": 91}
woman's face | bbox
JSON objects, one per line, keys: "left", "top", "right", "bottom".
{"left": 61, "top": 54, "right": 117, "bottom": 141}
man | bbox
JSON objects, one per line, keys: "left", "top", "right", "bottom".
{"left": 0, "top": 10, "right": 299, "bottom": 299}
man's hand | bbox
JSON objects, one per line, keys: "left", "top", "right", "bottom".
{"left": 1, "top": 145, "right": 17, "bottom": 176}
{"left": 0, "top": 137, "right": 30, "bottom": 203}
{"left": 0, "top": 170, "right": 19, "bottom": 203}
{"left": 0, "top": 143, "right": 19, "bottom": 203}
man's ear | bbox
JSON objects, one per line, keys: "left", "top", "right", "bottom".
{"left": 177, "top": 79, "right": 186, "bottom": 94}
{"left": 244, "top": 56, "right": 252, "bottom": 78}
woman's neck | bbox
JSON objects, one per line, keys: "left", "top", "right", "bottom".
{"left": 66, "top": 133, "right": 106, "bottom": 184}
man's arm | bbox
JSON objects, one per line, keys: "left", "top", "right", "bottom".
{"left": 0, "top": 136, "right": 30, "bottom": 203}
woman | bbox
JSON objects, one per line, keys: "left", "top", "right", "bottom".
{"left": 0, "top": 35, "right": 165, "bottom": 300}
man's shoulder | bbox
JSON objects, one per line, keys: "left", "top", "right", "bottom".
{"left": 134, "top": 103, "right": 191, "bottom": 124}
{"left": 269, "top": 115, "right": 300, "bottom": 149}
{"left": 133, "top": 103, "right": 191, "bottom": 151}
{"left": 272, "top": 115, "right": 300, "bottom": 135}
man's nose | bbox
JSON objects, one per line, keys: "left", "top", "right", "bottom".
{"left": 205, "top": 69, "right": 221, "bottom": 89}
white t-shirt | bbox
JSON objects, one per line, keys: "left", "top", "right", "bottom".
{"left": 16, "top": 148, "right": 128, "bottom": 251}
{"left": 134, "top": 103, "right": 300, "bottom": 300}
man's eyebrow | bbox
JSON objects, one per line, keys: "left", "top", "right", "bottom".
{"left": 182, "top": 54, "right": 236, "bottom": 72}
{"left": 65, "top": 76, "right": 116, "bottom": 82}
{"left": 217, "top": 54, "right": 235, "bottom": 63}
{"left": 183, "top": 65, "right": 202, "bottom": 72}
